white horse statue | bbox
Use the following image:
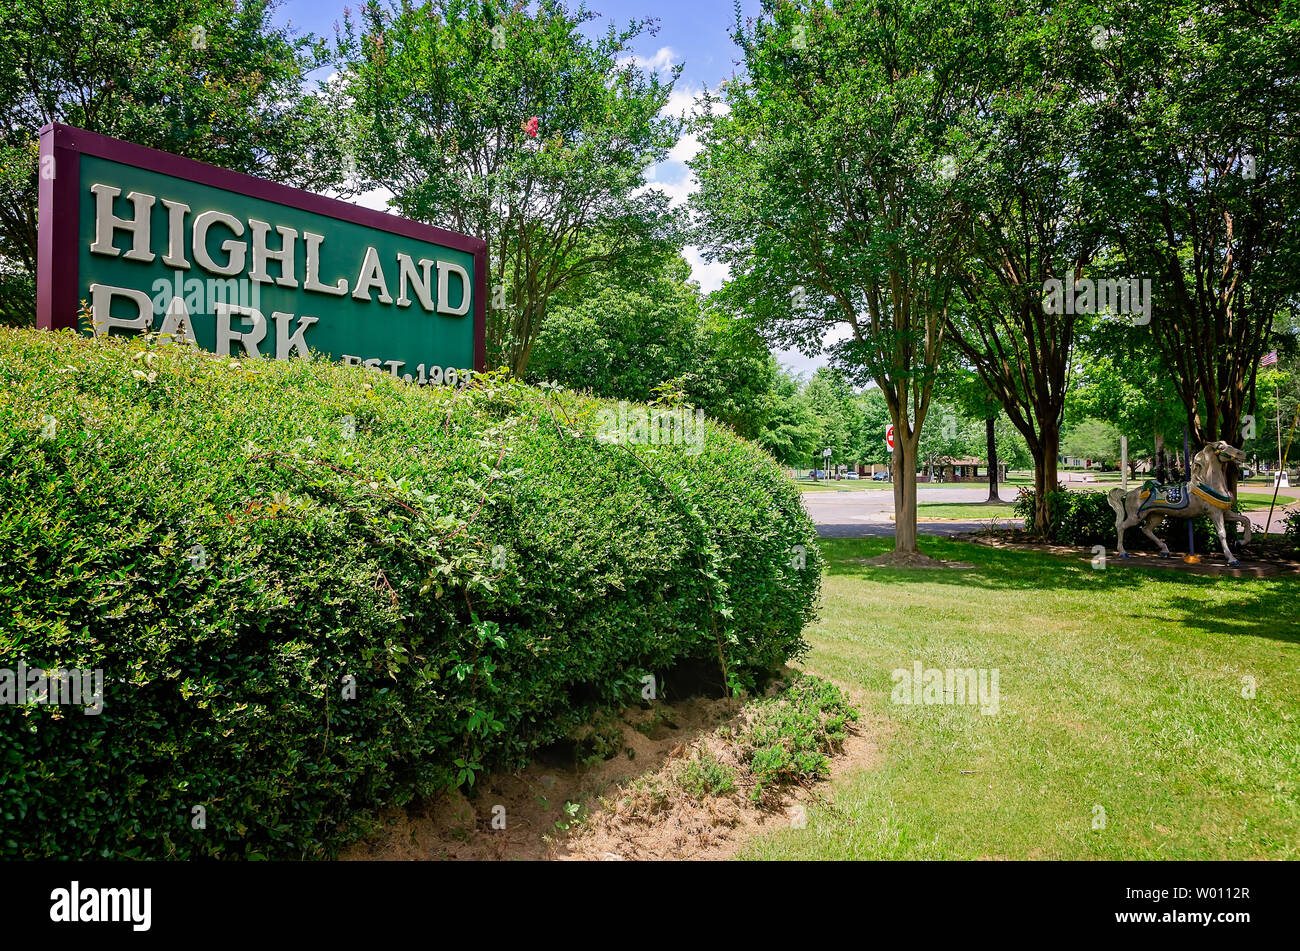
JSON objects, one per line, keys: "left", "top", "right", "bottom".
{"left": 1106, "top": 440, "right": 1252, "bottom": 566}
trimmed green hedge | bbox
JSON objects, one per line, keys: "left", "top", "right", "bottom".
{"left": 0, "top": 328, "right": 820, "bottom": 859}
{"left": 1014, "top": 485, "right": 1241, "bottom": 551}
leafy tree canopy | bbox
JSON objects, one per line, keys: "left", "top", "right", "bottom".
{"left": 0, "top": 0, "right": 344, "bottom": 325}
{"left": 332, "top": 0, "right": 681, "bottom": 373}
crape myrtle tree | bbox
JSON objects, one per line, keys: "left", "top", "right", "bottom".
{"left": 0, "top": 0, "right": 346, "bottom": 326}
{"left": 1087, "top": 0, "right": 1300, "bottom": 462}
{"left": 333, "top": 0, "right": 681, "bottom": 374}
{"left": 690, "top": 0, "right": 1005, "bottom": 556}
{"left": 943, "top": 1, "right": 1106, "bottom": 533}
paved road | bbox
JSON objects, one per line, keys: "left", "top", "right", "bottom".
{"left": 801, "top": 486, "right": 1019, "bottom": 538}
{"left": 801, "top": 485, "right": 1298, "bottom": 539}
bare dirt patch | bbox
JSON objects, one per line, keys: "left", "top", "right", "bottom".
{"left": 341, "top": 697, "right": 742, "bottom": 861}
{"left": 563, "top": 699, "right": 882, "bottom": 861}
{"left": 340, "top": 679, "right": 880, "bottom": 862}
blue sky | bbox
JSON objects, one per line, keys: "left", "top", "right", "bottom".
{"left": 270, "top": 0, "right": 827, "bottom": 374}
{"left": 273, "top": 0, "right": 756, "bottom": 93}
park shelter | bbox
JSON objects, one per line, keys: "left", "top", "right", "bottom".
{"left": 929, "top": 456, "right": 1008, "bottom": 483}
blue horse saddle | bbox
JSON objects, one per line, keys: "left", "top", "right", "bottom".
{"left": 1135, "top": 479, "right": 1232, "bottom": 516}
{"left": 1136, "top": 480, "right": 1189, "bottom": 515}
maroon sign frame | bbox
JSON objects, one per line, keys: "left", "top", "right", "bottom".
{"left": 36, "top": 122, "right": 487, "bottom": 372}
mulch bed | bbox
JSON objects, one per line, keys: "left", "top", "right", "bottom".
{"left": 958, "top": 529, "right": 1300, "bottom": 578}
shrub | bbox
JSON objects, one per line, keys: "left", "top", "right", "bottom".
{"left": 0, "top": 328, "right": 821, "bottom": 858}
{"left": 589, "top": 674, "right": 859, "bottom": 826}
{"left": 1014, "top": 486, "right": 1115, "bottom": 545}
{"left": 1014, "top": 485, "right": 1239, "bottom": 552}
{"left": 674, "top": 750, "right": 738, "bottom": 800}
{"left": 740, "top": 674, "right": 856, "bottom": 800}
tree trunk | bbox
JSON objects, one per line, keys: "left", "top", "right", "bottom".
{"left": 1031, "top": 424, "right": 1060, "bottom": 536}
{"left": 985, "top": 416, "right": 999, "bottom": 503}
{"left": 1217, "top": 415, "right": 1241, "bottom": 495}
{"left": 892, "top": 435, "right": 919, "bottom": 553}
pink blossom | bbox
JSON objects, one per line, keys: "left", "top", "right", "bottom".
{"left": 522, "top": 117, "right": 540, "bottom": 139}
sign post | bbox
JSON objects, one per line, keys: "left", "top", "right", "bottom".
{"left": 37, "top": 124, "right": 486, "bottom": 379}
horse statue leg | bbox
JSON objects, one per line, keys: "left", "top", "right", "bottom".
{"left": 1210, "top": 509, "right": 1240, "bottom": 567}
{"left": 1138, "top": 515, "right": 1171, "bottom": 557}
{"left": 1225, "top": 509, "right": 1253, "bottom": 545}
{"left": 1108, "top": 487, "right": 1136, "bottom": 558}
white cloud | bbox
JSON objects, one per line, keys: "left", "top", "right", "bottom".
{"left": 661, "top": 84, "right": 729, "bottom": 120}
{"left": 352, "top": 185, "right": 395, "bottom": 212}
{"left": 659, "top": 85, "right": 729, "bottom": 170}
{"left": 648, "top": 86, "right": 732, "bottom": 290}
{"left": 774, "top": 325, "right": 854, "bottom": 377}
{"left": 775, "top": 347, "right": 825, "bottom": 377}
{"left": 619, "top": 46, "right": 677, "bottom": 73}
{"left": 661, "top": 85, "right": 699, "bottom": 118}
{"left": 684, "top": 246, "right": 728, "bottom": 295}
{"left": 318, "top": 180, "right": 394, "bottom": 213}
{"left": 667, "top": 132, "right": 701, "bottom": 166}
{"left": 642, "top": 84, "right": 718, "bottom": 211}
{"left": 643, "top": 164, "right": 693, "bottom": 208}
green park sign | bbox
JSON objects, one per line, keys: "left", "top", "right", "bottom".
{"left": 37, "top": 124, "right": 486, "bottom": 381}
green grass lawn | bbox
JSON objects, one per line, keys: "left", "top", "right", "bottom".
{"left": 916, "top": 502, "right": 1019, "bottom": 519}
{"left": 743, "top": 537, "right": 1299, "bottom": 859}
{"left": 1236, "top": 491, "right": 1298, "bottom": 509}
{"left": 791, "top": 479, "right": 891, "bottom": 492}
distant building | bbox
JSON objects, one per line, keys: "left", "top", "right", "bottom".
{"left": 928, "top": 456, "right": 1008, "bottom": 483}
{"left": 1061, "top": 455, "right": 1107, "bottom": 469}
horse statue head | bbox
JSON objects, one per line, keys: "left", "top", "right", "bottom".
{"left": 1192, "top": 440, "right": 1245, "bottom": 491}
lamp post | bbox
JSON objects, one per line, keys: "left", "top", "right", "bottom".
{"left": 1184, "top": 427, "right": 1196, "bottom": 561}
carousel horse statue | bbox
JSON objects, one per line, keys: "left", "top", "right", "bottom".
{"left": 1106, "top": 440, "right": 1252, "bottom": 567}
